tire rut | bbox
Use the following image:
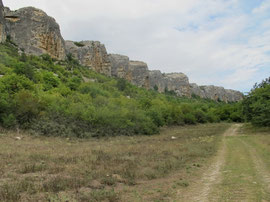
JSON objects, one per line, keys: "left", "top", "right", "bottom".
{"left": 177, "top": 125, "right": 240, "bottom": 202}
{"left": 241, "top": 140, "right": 270, "bottom": 195}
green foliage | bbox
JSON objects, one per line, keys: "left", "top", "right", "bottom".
{"left": 0, "top": 43, "right": 243, "bottom": 137}
{"left": 242, "top": 77, "right": 270, "bottom": 127}
{"left": 74, "top": 41, "right": 85, "bottom": 47}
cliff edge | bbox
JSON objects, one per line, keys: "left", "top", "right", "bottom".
{"left": 0, "top": 1, "right": 243, "bottom": 102}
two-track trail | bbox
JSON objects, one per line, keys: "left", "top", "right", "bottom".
{"left": 176, "top": 124, "right": 270, "bottom": 202}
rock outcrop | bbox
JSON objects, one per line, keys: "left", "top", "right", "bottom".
{"left": 4, "top": 7, "right": 66, "bottom": 60}
{"left": 0, "top": 2, "right": 243, "bottom": 102}
{"left": 109, "top": 54, "right": 150, "bottom": 88}
{"left": 126, "top": 61, "right": 150, "bottom": 88}
{"left": 65, "top": 40, "right": 111, "bottom": 76}
{"left": 149, "top": 71, "right": 191, "bottom": 97}
{"left": 0, "top": 0, "right": 6, "bottom": 42}
{"left": 109, "top": 54, "right": 129, "bottom": 78}
{"left": 190, "top": 83, "right": 243, "bottom": 103}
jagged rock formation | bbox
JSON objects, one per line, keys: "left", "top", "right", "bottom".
{"left": 4, "top": 7, "right": 66, "bottom": 60}
{"left": 190, "top": 83, "right": 243, "bottom": 102}
{"left": 65, "top": 40, "right": 111, "bottom": 76}
{"left": 0, "top": 0, "right": 5, "bottom": 42}
{"left": 149, "top": 71, "right": 191, "bottom": 97}
{"left": 109, "top": 54, "right": 150, "bottom": 88}
{"left": 0, "top": 1, "right": 243, "bottom": 102}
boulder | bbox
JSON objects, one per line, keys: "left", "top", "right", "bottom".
{"left": 149, "top": 70, "right": 191, "bottom": 97}
{"left": 65, "top": 40, "right": 111, "bottom": 76}
{"left": 0, "top": 0, "right": 6, "bottom": 42}
{"left": 4, "top": 7, "right": 66, "bottom": 60}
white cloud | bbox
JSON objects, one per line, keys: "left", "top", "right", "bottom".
{"left": 252, "top": 0, "right": 270, "bottom": 14}
{"left": 3, "top": 0, "right": 270, "bottom": 92}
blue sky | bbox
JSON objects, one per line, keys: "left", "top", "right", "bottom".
{"left": 4, "top": 0, "right": 270, "bottom": 92}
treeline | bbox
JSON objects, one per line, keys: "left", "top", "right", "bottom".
{"left": 0, "top": 43, "right": 245, "bottom": 137}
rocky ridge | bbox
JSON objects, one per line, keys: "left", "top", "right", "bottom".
{"left": 0, "top": 1, "right": 243, "bottom": 102}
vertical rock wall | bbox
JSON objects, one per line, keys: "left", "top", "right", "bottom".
{"left": 4, "top": 7, "right": 66, "bottom": 60}
{"left": 149, "top": 70, "right": 191, "bottom": 97}
{"left": 108, "top": 54, "right": 150, "bottom": 89}
{"left": 190, "top": 83, "right": 244, "bottom": 102}
{"left": 65, "top": 40, "right": 111, "bottom": 76}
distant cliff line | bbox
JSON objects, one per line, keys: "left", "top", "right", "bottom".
{"left": 0, "top": 1, "right": 243, "bottom": 102}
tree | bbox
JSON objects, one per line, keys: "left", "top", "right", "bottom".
{"left": 242, "top": 77, "right": 270, "bottom": 126}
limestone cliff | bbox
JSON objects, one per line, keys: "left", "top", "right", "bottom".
{"left": 190, "top": 83, "right": 243, "bottom": 103}
{"left": 149, "top": 70, "right": 191, "bottom": 97}
{"left": 0, "top": 0, "right": 6, "bottom": 42}
{"left": 108, "top": 54, "right": 129, "bottom": 78}
{"left": 65, "top": 40, "right": 111, "bottom": 76}
{"left": 4, "top": 7, "right": 66, "bottom": 60}
{"left": 127, "top": 61, "right": 150, "bottom": 88}
{"left": 109, "top": 54, "right": 150, "bottom": 89}
{"left": 0, "top": 1, "right": 243, "bottom": 102}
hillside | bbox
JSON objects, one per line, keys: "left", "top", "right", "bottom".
{"left": 0, "top": 42, "right": 242, "bottom": 137}
{"left": 0, "top": 1, "right": 243, "bottom": 102}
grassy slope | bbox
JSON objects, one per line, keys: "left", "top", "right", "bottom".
{"left": 0, "top": 123, "right": 230, "bottom": 201}
{"left": 0, "top": 42, "right": 240, "bottom": 137}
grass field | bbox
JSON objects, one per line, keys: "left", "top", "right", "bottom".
{"left": 204, "top": 124, "right": 270, "bottom": 202}
{"left": 0, "top": 123, "right": 230, "bottom": 201}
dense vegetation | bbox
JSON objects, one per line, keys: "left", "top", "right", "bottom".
{"left": 242, "top": 77, "right": 270, "bottom": 127}
{"left": 0, "top": 43, "right": 242, "bottom": 137}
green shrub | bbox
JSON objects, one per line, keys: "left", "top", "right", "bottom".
{"left": 0, "top": 43, "right": 244, "bottom": 137}
{"left": 243, "top": 77, "right": 270, "bottom": 126}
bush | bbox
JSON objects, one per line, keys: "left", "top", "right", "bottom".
{"left": 243, "top": 77, "right": 270, "bottom": 126}
{"left": 0, "top": 43, "right": 245, "bottom": 137}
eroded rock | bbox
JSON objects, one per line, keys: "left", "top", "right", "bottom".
{"left": 65, "top": 40, "right": 111, "bottom": 76}
{"left": 127, "top": 61, "right": 150, "bottom": 89}
{"left": 149, "top": 70, "right": 191, "bottom": 97}
{"left": 109, "top": 54, "right": 150, "bottom": 89}
{"left": 108, "top": 54, "right": 129, "bottom": 78}
{"left": 4, "top": 7, "right": 66, "bottom": 60}
{"left": 190, "top": 83, "right": 244, "bottom": 103}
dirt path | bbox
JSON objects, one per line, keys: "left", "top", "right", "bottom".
{"left": 176, "top": 124, "right": 241, "bottom": 201}
{"left": 176, "top": 124, "right": 270, "bottom": 202}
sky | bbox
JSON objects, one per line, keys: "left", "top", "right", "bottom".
{"left": 4, "top": 0, "right": 270, "bottom": 92}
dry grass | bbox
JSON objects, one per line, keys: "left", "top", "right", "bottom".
{"left": 0, "top": 123, "right": 230, "bottom": 201}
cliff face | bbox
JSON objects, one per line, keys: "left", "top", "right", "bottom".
{"left": 65, "top": 40, "right": 111, "bottom": 76}
{"left": 109, "top": 54, "right": 129, "bottom": 78}
{"left": 190, "top": 83, "right": 243, "bottom": 103}
{"left": 109, "top": 54, "right": 150, "bottom": 88}
{"left": 0, "top": 0, "right": 5, "bottom": 42}
{"left": 149, "top": 71, "right": 191, "bottom": 97}
{"left": 0, "top": 2, "right": 243, "bottom": 102}
{"left": 4, "top": 7, "right": 66, "bottom": 60}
